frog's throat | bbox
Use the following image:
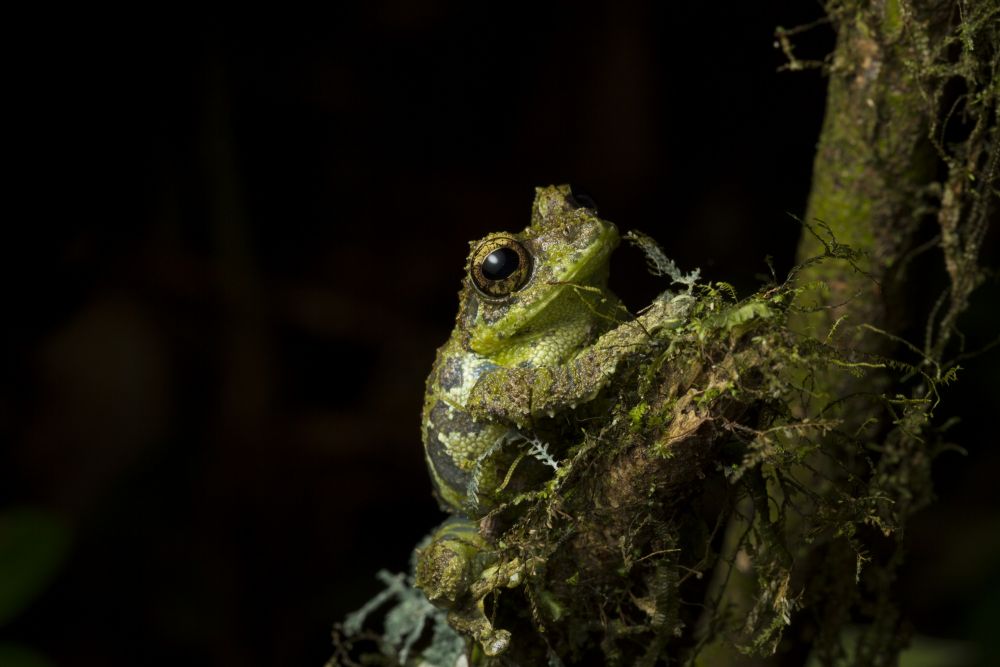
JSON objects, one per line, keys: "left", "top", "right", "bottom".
{"left": 469, "top": 223, "right": 619, "bottom": 356}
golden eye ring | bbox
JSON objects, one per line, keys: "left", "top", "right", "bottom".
{"left": 469, "top": 236, "right": 533, "bottom": 298}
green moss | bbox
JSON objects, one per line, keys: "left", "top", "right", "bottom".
{"left": 883, "top": 0, "right": 903, "bottom": 40}
{"left": 628, "top": 401, "right": 649, "bottom": 429}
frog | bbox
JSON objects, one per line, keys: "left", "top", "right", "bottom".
{"left": 415, "top": 184, "right": 682, "bottom": 659}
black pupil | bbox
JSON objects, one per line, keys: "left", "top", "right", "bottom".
{"left": 482, "top": 247, "right": 520, "bottom": 281}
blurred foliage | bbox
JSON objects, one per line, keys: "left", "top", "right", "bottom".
{"left": 0, "top": 509, "right": 72, "bottom": 627}
{"left": 0, "top": 643, "right": 55, "bottom": 667}
{"left": 0, "top": 508, "right": 71, "bottom": 667}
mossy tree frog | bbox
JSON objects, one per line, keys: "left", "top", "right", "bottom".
{"left": 415, "top": 185, "right": 678, "bottom": 657}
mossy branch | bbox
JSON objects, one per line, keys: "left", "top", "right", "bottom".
{"left": 333, "top": 1, "right": 997, "bottom": 664}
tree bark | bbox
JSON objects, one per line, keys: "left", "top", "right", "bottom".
{"left": 790, "top": 1, "right": 998, "bottom": 665}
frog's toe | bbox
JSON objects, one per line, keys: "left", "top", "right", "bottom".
{"left": 480, "top": 628, "right": 511, "bottom": 656}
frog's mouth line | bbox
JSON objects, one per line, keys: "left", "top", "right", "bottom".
{"left": 469, "top": 221, "right": 619, "bottom": 354}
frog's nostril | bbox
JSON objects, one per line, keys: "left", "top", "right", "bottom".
{"left": 567, "top": 190, "right": 598, "bottom": 211}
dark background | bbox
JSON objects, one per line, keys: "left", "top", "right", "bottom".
{"left": 4, "top": 3, "right": 999, "bottom": 665}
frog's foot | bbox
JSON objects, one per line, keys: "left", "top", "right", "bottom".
{"left": 462, "top": 558, "right": 527, "bottom": 655}
{"left": 415, "top": 520, "right": 514, "bottom": 655}
{"left": 416, "top": 521, "right": 527, "bottom": 658}
{"left": 414, "top": 522, "right": 486, "bottom": 607}
{"left": 477, "top": 626, "right": 512, "bottom": 657}
{"left": 447, "top": 606, "right": 511, "bottom": 657}
{"left": 417, "top": 540, "right": 515, "bottom": 657}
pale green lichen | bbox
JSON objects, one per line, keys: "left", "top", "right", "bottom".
{"left": 334, "top": 568, "right": 465, "bottom": 667}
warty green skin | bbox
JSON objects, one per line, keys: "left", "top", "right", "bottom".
{"left": 421, "top": 185, "right": 622, "bottom": 514}
{"left": 415, "top": 185, "right": 682, "bottom": 658}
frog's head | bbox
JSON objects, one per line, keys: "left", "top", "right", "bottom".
{"left": 458, "top": 184, "right": 620, "bottom": 357}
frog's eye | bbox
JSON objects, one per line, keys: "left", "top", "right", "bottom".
{"left": 469, "top": 236, "right": 533, "bottom": 298}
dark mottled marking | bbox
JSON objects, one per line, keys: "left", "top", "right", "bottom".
{"left": 425, "top": 424, "right": 470, "bottom": 492}
{"left": 425, "top": 400, "right": 484, "bottom": 494}
{"left": 438, "top": 357, "right": 464, "bottom": 391}
{"left": 429, "top": 400, "right": 479, "bottom": 436}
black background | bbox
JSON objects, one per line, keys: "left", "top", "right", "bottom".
{"left": 4, "top": 3, "right": 999, "bottom": 665}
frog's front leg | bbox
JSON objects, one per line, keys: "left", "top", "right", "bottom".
{"left": 467, "top": 298, "right": 684, "bottom": 426}
{"left": 415, "top": 517, "right": 522, "bottom": 657}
